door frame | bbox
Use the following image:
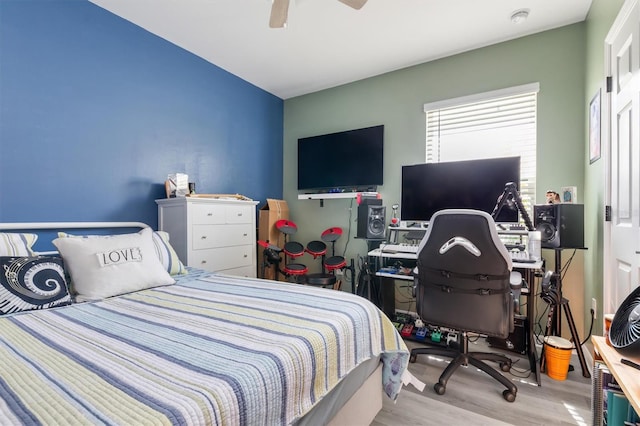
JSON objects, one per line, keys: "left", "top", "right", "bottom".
{"left": 603, "top": 0, "right": 638, "bottom": 314}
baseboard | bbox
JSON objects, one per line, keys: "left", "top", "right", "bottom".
{"left": 581, "top": 342, "right": 594, "bottom": 368}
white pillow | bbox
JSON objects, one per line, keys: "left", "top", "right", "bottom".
{"left": 58, "top": 230, "right": 187, "bottom": 276}
{"left": 53, "top": 227, "right": 175, "bottom": 302}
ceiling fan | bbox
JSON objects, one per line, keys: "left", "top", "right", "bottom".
{"left": 269, "top": 0, "right": 368, "bottom": 28}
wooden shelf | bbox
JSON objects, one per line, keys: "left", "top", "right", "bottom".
{"left": 592, "top": 335, "right": 640, "bottom": 416}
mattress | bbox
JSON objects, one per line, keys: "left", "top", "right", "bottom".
{"left": 0, "top": 269, "right": 409, "bottom": 425}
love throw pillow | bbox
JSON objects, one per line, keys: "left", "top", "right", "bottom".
{"left": 53, "top": 228, "right": 175, "bottom": 302}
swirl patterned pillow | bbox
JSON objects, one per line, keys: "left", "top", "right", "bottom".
{"left": 0, "top": 256, "right": 72, "bottom": 315}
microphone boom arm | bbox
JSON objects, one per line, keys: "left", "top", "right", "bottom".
{"left": 491, "top": 182, "right": 534, "bottom": 231}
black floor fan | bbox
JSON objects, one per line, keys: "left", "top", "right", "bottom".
{"left": 609, "top": 285, "right": 640, "bottom": 355}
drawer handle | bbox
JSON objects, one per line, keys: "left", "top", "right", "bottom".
{"left": 201, "top": 235, "right": 207, "bottom": 239}
{"left": 243, "top": 254, "right": 248, "bottom": 258}
{"left": 201, "top": 260, "right": 207, "bottom": 264}
{"left": 237, "top": 213, "right": 243, "bottom": 217}
{"left": 243, "top": 233, "right": 248, "bottom": 237}
{"left": 207, "top": 212, "right": 213, "bottom": 216}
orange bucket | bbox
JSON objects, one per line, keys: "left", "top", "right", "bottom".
{"left": 544, "top": 336, "right": 573, "bottom": 381}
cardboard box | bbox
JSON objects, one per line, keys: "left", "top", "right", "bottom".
{"left": 258, "top": 199, "right": 289, "bottom": 280}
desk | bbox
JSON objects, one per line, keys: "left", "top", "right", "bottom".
{"left": 516, "top": 261, "right": 544, "bottom": 386}
{"left": 592, "top": 336, "right": 640, "bottom": 417}
{"left": 368, "top": 248, "right": 544, "bottom": 386}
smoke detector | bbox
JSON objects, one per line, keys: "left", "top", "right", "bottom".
{"left": 511, "top": 9, "right": 530, "bottom": 24}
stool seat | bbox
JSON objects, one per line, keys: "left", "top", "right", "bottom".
{"left": 305, "top": 272, "right": 337, "bottom": 287}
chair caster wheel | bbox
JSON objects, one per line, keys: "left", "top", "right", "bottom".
{"left": 434, "top": 383, "right": 446, "bottom": 395}
{"left": 502, "top": 389, "right": 516, "bottom": 402}
{"left": 409, "top": 353, "right": 417, "bottom": 363}
{"left": 500, "top": 362, "right": 511, "bottom": 372}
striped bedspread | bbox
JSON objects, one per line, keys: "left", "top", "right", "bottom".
{"left": 0, "top": 271, "right": 409, "bottom": 425}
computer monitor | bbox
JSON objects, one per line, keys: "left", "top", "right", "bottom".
{"left": 400, "top": 156, "right": 521, "bottom": 223}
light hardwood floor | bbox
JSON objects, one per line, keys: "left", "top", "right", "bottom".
{"left": 373, "top": 339, "right": 592, "bottom": 426}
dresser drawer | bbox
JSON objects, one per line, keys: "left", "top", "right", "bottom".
{"left": 189, "top": 246, "right": 253, "bottom": 272}
{"left": 225, "top": 205, "right": 253, "bottom": 224}
{"left": 192, "top": 224, "right": 253, "bottom": 250}
{"left": 191, "top": 203, "right": 227, "bottom": 225}
{"left": 157, "top": 197, "right": 258, "bottom": 277}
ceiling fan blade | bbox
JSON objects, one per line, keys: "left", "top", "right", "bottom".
{"left": 269, "top": 0, "right": 290, "bottom": 28}
{"left": 338, "top": 0, "right": 368, "bottom": 10}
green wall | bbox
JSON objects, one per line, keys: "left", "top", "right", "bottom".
{"left": 283, "top": 24, "right": 586, "bottom": 271}
{"left": 283, "top": 0, "right": 625, "bottom": 336}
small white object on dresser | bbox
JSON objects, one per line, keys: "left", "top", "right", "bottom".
{"left": 156, "top": 197, "right": 259, "bottom": 277}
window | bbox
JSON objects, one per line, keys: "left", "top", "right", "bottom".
{"left": 424, "top": 83, "right": 539, "bottom": 220}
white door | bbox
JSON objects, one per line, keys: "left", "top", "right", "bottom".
{"left": 605, "top": 0, "right": 640, "bottom": 315}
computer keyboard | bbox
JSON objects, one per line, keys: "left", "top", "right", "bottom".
{"left": 379, "top": 243, "right": 538, "bottom": 261}
{"left": 380, "top": 243, "right": 420, "bottom": 254}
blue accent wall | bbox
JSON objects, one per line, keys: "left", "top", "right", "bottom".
{"left": 0, "top": 0, "right": 283, "bottom": 228}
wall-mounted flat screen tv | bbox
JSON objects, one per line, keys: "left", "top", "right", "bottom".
{"left": 297, "top": 125, "right": 384, "bottom": 191}
{"left": 401, "top": 156, "right": 521, "bottom": 223}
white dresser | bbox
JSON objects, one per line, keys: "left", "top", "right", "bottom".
{"left": 156, "top": 197, "right": 259, "bottom": 277}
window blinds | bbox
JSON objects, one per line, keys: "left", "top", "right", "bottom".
{"left": 424, "top": 84, "right": 539, "bottom": 212}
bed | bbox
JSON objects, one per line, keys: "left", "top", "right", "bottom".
{"left": 0, "top": 222, "right": 414, "bottom": 425}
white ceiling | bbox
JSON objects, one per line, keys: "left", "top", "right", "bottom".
{"left": 88, "top": 0, "right": 593, "bottom": 99}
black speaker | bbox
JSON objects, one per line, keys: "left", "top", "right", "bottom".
{"left": 357, "top": 200, "right": 386, "bottom": 239}
{"left": 533, "top": 204, "right": 584, "bottom": 249}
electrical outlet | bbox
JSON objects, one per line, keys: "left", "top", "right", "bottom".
{"left": 592, "top": 298, "right": 597, "bottom": 319}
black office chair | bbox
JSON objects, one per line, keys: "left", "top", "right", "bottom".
{"left": 409, "top": 209, "right": 518, "bottom": 402}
